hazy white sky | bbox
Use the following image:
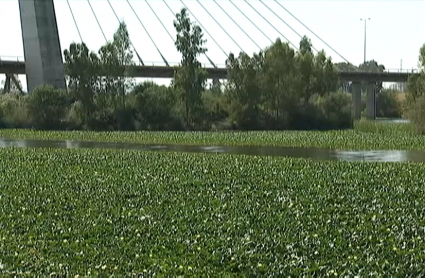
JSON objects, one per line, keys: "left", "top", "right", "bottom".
{"left": 0, "top": 0, "right": 424, "bottom": 90}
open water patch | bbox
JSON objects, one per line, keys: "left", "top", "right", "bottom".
{"left": 0, "top": 138, "right": 424, "bottom": 163}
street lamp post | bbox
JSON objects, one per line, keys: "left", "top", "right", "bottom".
{"left": 360, "top": 18, "right": 370, "bottom": 63}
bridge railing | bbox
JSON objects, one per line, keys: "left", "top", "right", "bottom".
{"left": 0, "top": 56, "right": 228, "bottom": 69}
{"left": 337, "top": 68, "right": 421, "bottom": 74}
{"left": 383, "top": 68, "right": 421, "bottom": 73}
{"left": 0, "top": 56, "right": 25, "bottom": 62}
{"left": 0, "top": 56, "right": 422, "bottom": 74}
{"left": 135, "top": 60, "right": 227, "bottom": 68}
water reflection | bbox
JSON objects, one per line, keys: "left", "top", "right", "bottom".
{"left": 0, "top": 138, "right": 424, "bottom": 163}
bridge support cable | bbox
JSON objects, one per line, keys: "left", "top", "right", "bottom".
{"left": 161, "top": 0, "right": 217, "bottom": 68}
{"left": 126, "top": 0, "right": 169, "bottom": 67}
{"left": 195, "top": 0, "right": 245, "bottom": 53}
{"left": 174, "top": 0, "right": 228, "bottom": 60}
{"left": 259, "top": 0, "right": 319, "bottom": 53}
{"left": 87, "top": 0, "right": 107, "bottom": 43}
{"left": 274, "top": 0, "right": 350, "bottom": 63}
{"left": 229, "top": 0, "right": 273, "bottom": 44}
{"left": 106, "top": 0, "right": 144, "bottom": 66}
{"left": 243, "top": 0, "right": 298, "bottom": 50}
{"left": 213, "top": 0, "right": 261, "bottom": 50}
{"left": 66, "top": 0, "right": 83, "bottom": 42}
{"left": 145, "top": 0, "right": 175, "bottom": 44}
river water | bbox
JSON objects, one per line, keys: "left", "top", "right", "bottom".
{"left": 0, "top": 138, "right": 424, "bottom": 163}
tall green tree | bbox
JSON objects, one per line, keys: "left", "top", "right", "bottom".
{"left": 296, "top": 37, "right": 314, "bottom": 101}
{"left": 173, "top": 8, "right": 208, "bottom": 128}
{"left": 94, "top": 22, "right": 135, "bottom": 130}
{"left": 226, "top": 52, "right": 264, "bottom": 129}
{"left": 64, "top": 42, "right": 100, "bottom": 121}
{"left": 405, "top": 44, "right": 425, "bottom": 133}
{"left": 311, "top": 50, "right": 339, "bottom": 96}
{"left": 98, "top": 21, "right": 135, "bottom": 105}
{"left": 64, "top": 21, "right": 135, "bottom": 130}
{"left": 263, "top": 39, "right": 300, "bottom": 126}
{"left": 406, "top": 45, "right": 425, "bottom": 105}
{"left": 299, "top": 35, "right": 313, "bottom": 55}
{"left": 296, "top": 37, "right": 338, "bottom": 100}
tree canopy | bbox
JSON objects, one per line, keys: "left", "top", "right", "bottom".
{"left": 0, "top": 13, "right": 409, "bottom": 132}
{"left": 405, "top": 44, "right": 425, "bottom": 133}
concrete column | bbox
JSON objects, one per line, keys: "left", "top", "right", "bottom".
{"left": 352, "top": 81, "right": 362, "bottom": 120}
{"left": 366, "top": 82, "right": 376, "bottom": 120}
{"left": 19, "top": 0, "right": 66, "bottom": 92}
{"left": 3, "top": 74, "right": 11, "bottom": 93}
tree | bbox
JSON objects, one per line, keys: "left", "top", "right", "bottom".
{"left": 299, "top": 35, "right": 312, "bottom": 55}
{"left": 359, "top": 60, "right": 385, "bottom": 93}
{"left": 64, "top": 42, "right": 100, "bottom": 122}
{"left": 334, "top": 62, "right": 358, "bottom": 92}
{"left": 310, "top": 50, "right": 339, "bottom": 96}
{"left": 262, "top": 39, "right": 300, "bottom": 127}
{"left": 0, "top": 20, "right": 357, "bottom": 131}
{"left": 297, "top": 36, "right": 314, "bottom": 97}
{"left": 64, "top": 22, "right": 135, "bottom": 130}
{"left": 226, "top": 52, "right": 264, "bottom": 129}
{"left": 334, "top": 62, "right": 358, "bottom": 72}
{"left": 173, "top": 8, "right": 208, "bottom": 128}
{"left": 98, "top": 21, "right": 135, "bottom": 102}
{"left": 405, "top": 46, "right": 425, "bottom": 106}
{"left": 405, "top": 44, "right": 425, "bottom": 133}
{"left": 376, "top": 88, "right": 402, "bottom": 118}
{"left": 296, "top": 38, "right": 338, "bottom": 100}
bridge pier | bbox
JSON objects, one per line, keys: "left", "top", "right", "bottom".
{"left": 352, "top": 81, "right": 362, "bottom": 120}
{"left": 3, "top": 74, "right": 11, "bottom": 93}
{"left": 18, "top": 0, "right": 66, "bottom": 92}
{"left": 365, "top": 82, "right": 376, "bottom": 120}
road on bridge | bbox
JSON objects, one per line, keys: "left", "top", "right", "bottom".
{"left": 0, "top": 60, "right": 418, "bottom": 83}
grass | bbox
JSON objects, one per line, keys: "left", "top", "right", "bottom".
{"left": 354, "top": 120, "right": 415, "bottom": 135}
{"left": 1, "top": 148, "right": 425, "bottom": 276}
{"left": 0, "top": 121, "right": 423, "bottom": 150}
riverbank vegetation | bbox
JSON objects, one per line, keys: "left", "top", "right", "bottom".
{"left": 0, "top": 8, "right": 408, "bottom": 132}
{"left": 404, "top": 44, "right": 425, "bottom": 133}
{"left": 1, "top": 148, "right": 424, "bottom": 276}
{"left": 0, "top": 121, "right": 423, "bottom": 150}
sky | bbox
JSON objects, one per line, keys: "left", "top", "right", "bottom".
{"left": 0, "top": 0, "right": 424, "bottom": 91}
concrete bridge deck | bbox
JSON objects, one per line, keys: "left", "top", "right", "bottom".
{"left": 0, "top": 60, "right": 419, "bottom": 82}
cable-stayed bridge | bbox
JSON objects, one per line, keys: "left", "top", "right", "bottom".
{"left": 0, "top": 0, "right": 422, "bottom": 119}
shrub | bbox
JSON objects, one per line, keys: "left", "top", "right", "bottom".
{"left": 311, "top": 90, "right": 353, "bottom": 130}
{"left": 406, "top": 94, "right": 425, "bottom": 134}
{"left": 0, "top": 93, "right": 30, "bottom": 128}
{"left": 27, "top": 85, "right": 70, "bottom": 129}
{"left": 376, "top": 88, "right": 402, "bottom": 118}
{"left": 130, "top": 83, "right": 181, "bottom": 131}
{"left": 202, "top": 90, "right": 229, "bottom": 128}
{"left": 354, "top": 120, "right": 415, "bottom": 135}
